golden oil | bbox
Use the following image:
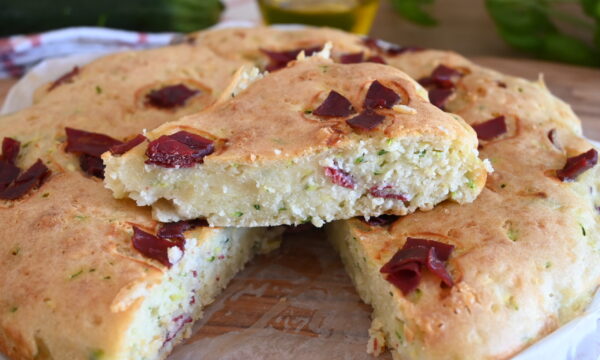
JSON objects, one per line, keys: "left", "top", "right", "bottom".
{"left": 258, "top": 0, "right": 380, "bottom": 35}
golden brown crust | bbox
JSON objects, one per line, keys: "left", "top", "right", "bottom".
{"left": 143, "top": 56, "right": 478, "bottom": 164}
{"left": 343, "top": 49, "right": 600, "bottom": 359}
{"left": 192, "top": 26, "right": 367, "bottom": 64}
{"left": 0, "top": 172, "right": 157, "bottom": 359}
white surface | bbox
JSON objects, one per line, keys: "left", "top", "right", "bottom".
{"left": 1, "top": 28, "right": 600, "bottom": 360}
{"left": 1, "top": 52, "right": 111, "bottom": 115}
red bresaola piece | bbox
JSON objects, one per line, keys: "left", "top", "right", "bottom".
{"left": 364, "top": 80, "right": 400, "bottom": 109}
{"left": 65, "top": 127, "right": 122, "bottom": 157}
{"left": 110, "top": 134, "right": 146, "bottom": 155}
{"left": 340, "top": 52, "right": 364, "bottom": 64}
{"left": 0, "top": 159, "right": 50, "bottom": 200}
{"left": 362, "top": 37, "right": 382, "bottom": 51}
{"left": 324, "top": 166, "right": 356, "bottom": 189}
{"left": 48, "top": 66, "right": 79, "bottom": 91}
{"left": 0, "top": 162, "right": 20, "bottom": 192}
{"left": 145, "top": 131, "right": 214, "bottom": 168}
{"left": 472, "top": 116, "right": 507, "bottom": 141}
{"left": 146, "top": 136, "right": 197, "bottom": 168}
{"left": 404, "top": 237, "right": 454, "bottom": 261}
{"left": 429, "top": 65, "right": 463, "bottom": 89}
{"left": 386, "top": 45, "right": 424, "bottom": 56}
{"left": 131, "top": 226, "right": 184, "bottom": 268}
{"left": 384, "top": 262, "right": 422, "bottom": 295}
{"left": 380, "top": 237, "right": 454, "bottom": 295}
{"left": 164, "top": 315, "right": 193, "bottom": 344}
{"left": 313, "top": 91, "right": 355, "bottom": 117}
{"left": 168, "top": 131, "right": 214, "bottom": 160}
{"left": 369, "top": 185, "right": 409, "bottom": 202}
{"left": 367, "top": 55, "right": 386, "bottom": 64}
{"left": 79, "top": 154, "right": 105, "bottom": 179}
{"left": 2, "top": 137, "right": 20, "bottom": 164}
{"left": 428, "top": 88, "right": 454, "bottom": 110}
{"left": 261, "top": 46, "right": 323, "bottom": 71}
{"left": 146, "top": 84, "right": 199, "bottom": 109}
{"left": 361, "top": 214, "right": 399, "bottom": 226}
{"left": 0, "top": 137, "right": 21, "bottom": 191}
{"left": 346, "top": 109, "right": 385, "bottom": 131}
{"left": 426, "top": 247, "right": 454, "bottom": 287}
{"left": 157, "top": 219, "right": 207, "bottom": 241}
{"left": 556, "top": 148, "right": 598, "bottom": 182}
{"left": 380, "top": 246, "right": 430, "bottom": 273}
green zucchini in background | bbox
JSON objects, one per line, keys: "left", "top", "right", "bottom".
{"left": 0, "top": 0, "right": 224, "bottom": 36}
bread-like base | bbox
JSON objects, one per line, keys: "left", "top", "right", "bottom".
{"left": 103, "top": 56, "right": 488, "bottom": 228}
{"left": 105, "top": 135, "right": 486, "bottom": 228}
{"left": 111, "top": 227, "right": 281, "bottom": 360}
{"left": 327, "top": 221, "right": 409, "bottom": 359}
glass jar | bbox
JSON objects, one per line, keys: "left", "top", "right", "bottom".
{"left": 258, "top": 0, "right": 380, "bottom": 34}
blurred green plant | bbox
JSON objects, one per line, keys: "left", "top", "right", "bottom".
{"left": 0, "top": 0, "right": 224, "bottom": 36}
{"left": 390, "top": 0, "right": 600, "bottom": 67}
{"left": 389, "top": 0, "right": 438, "bottom": 26}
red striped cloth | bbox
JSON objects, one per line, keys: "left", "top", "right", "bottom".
{"left": 0, "top": 28, "right": 176, "bottom": 78}
{"left": 0, "top": 0, "right": 263, "bottom": 78}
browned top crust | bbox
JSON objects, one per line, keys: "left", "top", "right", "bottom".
{"left": 130, "top": 56, "right": 479, "bottom": 165}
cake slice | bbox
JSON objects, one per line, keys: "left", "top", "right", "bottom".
{"left": 328, "top": 47, "right": 600, "bottom": 359}
{"left": 103, "top": 55, "right": 489, "bottom": 227}
{"left": 0, "top": 172, "right": 281, "bottom": 360}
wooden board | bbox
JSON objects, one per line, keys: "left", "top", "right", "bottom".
{"left": 0, "top": 57, "right": 599, "bottom": 360}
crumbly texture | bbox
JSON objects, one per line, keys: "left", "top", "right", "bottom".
{"left": 0, "top": 41, "right": 283, "bottom": 360}
{"left": 0, "top": 175, "right": 279, "bottom": 360}
{"left": 104, "top": 57, "right": 487, "bottom": 227}
{"left": 328, "top": 49, "right": 600, "bottom": 359}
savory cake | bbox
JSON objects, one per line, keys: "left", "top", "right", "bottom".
{"left": 328, "top": 47, "right": 600, "bottom": 359}
{"left": 3, "top": 24, "right": 598, "bottom": 360}
{"left": 0, "top": 40, "right": 284, "bottom": 360}
{"left": 103, "top": 55, "right": 488, "bottom": 227}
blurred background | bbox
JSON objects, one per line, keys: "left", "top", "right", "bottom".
{"left": 1, "top": 0, "right": 599, "bottom": 69}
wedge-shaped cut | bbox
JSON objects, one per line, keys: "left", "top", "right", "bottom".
{"left": 328, "top": 48, "right": 600, "bottom": 359}
{"left": 103, "top": 57, "right": 488, "bottom": 227}
{"left": 0, "top": 172, "right": 281, "bottom": 360}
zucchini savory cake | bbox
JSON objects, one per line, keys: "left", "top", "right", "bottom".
{"left": 1, "top": 26, "right": 599, "bottom": 360}
{"left": 103, "top": 54, "right": 487, "bottom": 227}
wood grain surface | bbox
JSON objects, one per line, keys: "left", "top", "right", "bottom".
{"left": 0, "top": 57, "right": 598, "bottom": 360}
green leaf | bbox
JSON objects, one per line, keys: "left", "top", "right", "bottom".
{"left": 486, "top": 0, "right": 600, "bottom": 66}
{"left": 389, "top": 0, "right": 438, "bottom": 26}
{"left": 541, "top": 32, "right": 600, "bottom": 66}
{"left": 580, "top": 0, "right": 600, "bottom": 20}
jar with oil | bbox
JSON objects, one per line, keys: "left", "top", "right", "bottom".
{"left": 258, "top": 0, "right": 380, "bottom": 35}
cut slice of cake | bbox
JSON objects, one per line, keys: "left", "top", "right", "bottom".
{"left": 327, "top": 47, "right": 600, "bottom": 359}
{"left": 0, "top": 171, "right": 282, "bottom": 360}
{"left": 103, "top": 56, "right": 489, "bottom": 227}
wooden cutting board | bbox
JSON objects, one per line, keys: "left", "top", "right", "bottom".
{"left": 0, "top": 57, "right": 599, "bottom": 360}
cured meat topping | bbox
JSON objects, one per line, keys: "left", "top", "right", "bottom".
{"left": 380, "top": 237, "right": 454, "bottom": 294}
